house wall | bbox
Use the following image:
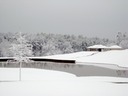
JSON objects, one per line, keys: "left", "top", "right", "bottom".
{"left": 87, "top": 48, "right": 104, "bottom": 52}
{"left": 87, "top": 48, "right": 122, "bottom": 52}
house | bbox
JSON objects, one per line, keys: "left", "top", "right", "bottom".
{"left": 87, "top": 45, "right": 107, "bottom": 52}
{"left": 87, "top": 45, "right": 122, "bottom": 52}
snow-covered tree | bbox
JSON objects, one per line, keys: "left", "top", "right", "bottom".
{"left": 116, "top": 32, "right": 127, "bottom": 45}
{"left": 0, "top": 32, "right": 116, "bottom": 57}
{"left": 0, "top": 41, "right": 12, "bottom": 57}
{"left": 10, "top": 32, "right": 33, "bottom": 62}
{"left": 0, "top": 33, "right": 13, "bottom": 57}
{"left": 116, "top": 32, "right": 128, "bottom": 48}
{"left": 119, "top": 40, "right": 128, "bottom": 49}
{"left": 10, "top": 32, "right": 33, "bottom": 81}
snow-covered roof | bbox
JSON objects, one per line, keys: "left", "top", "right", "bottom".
{"left": 108, "top": 45, "right": 122, "bottom": 49}
{"left": 87, "top": 45, "right": 122, "bottom": 49}
{"left": 87, "top": 45, "right": 107, "bottom": 49}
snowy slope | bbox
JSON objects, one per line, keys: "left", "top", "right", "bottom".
{"left": 76, "top": 50, "right": 128, "bottom": 68}
{"left": 0, "top": 68, "right": 128, "bottom": 96}
{"left": 32, "top": 51, "right": 97, "bottom": 60}
{"left": 1, "top": 50, "right": 128, "bottom": 68}
{"left": 31, "top": 50, "right": 128, "bottom": 68}
{"left": 33, "top": 50, "right": 128, "bottom": 68}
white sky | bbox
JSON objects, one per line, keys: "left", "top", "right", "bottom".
{"left": 0, "top": 0, "right": 128, "bottom": 39}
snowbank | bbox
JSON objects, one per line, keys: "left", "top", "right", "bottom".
{"left": 0, "top": 68, "right": 128, "bottom": 96}
{"left": 76, "top": 50, "right": 128, "bottom": 68}
{"left": 1, "top": 50, "right": 128, "bottom": 69}
{"left": 31, "top": 50, "right": 128, "bottom": 68}
{"left": 34, "top": 51, "right": 97, "bottom": 60}
{"left": 40, "top": 50, "right": 128, "bottom": 68}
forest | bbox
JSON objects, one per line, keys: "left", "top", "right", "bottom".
{"left": 0, "top": 32, "right": 128, "bottom": 57}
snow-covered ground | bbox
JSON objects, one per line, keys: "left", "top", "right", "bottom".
{"left": 0, "top": 68, "right": 128, "bottom": 96}
{"left": 32, "top": 51, "right": 97, "bottom": 60}
{"left": 0, "top": 68, "right": 76, "bottom": 81}
{"left": 76, "top": 50, "right": 128, "bottom": 68}
{"left": 32, "top": 50, "right": 128, "bottom": 69}
{"left": 0, "top": 50, "right": 128, "bottom": 96}
{"left": 1, "top": 50, "right": 128, "bottom": 69}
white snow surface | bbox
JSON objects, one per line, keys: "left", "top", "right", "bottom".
{"left": 87, "top": 44, "right": 107, "bottom": 48}
{"left": 0, "top": 68, "right": 76, "bottom": 81}
{"left": 32, "top": 50, "right": 128, "bottom": 68}
{"left": 76, "top": 50, "right": 128, "bottom": 68}
{"left": 1, "top": 50, "right": 127, "bottom": 68}
{"left": 87, "top": 45, "right": 122, "bottom": 49}
{"left": 32, "top": 51, "right": 97, "bottom": 60}
{"left": 0, "top": 68, "right": 128, "bottom": 96}
{"left": 108, "top": 45, "right": 122, "bottom": 49}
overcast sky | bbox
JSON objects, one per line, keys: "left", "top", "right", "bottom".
{"left": 0, "top": 0, "right": 127, "bottom": 39}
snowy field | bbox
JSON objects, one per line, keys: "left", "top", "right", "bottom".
{"left": 0, "top": 50, "right": 128, "bottom": 96}
{"left": 0, "top": 68, "right": 76, "bottom": 81}
{"left": 0, "top": 68, "right": 128, "bottom": 96}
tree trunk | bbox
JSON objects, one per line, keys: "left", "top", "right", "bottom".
{"left": 19, "top": 62, "right": 22, "bottom": 81}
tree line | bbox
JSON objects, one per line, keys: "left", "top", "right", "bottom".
{"left": 0, "top": 32, "right": 127, "bottom": 57}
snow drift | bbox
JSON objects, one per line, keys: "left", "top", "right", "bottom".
{"left": 76, "top": 50, "right": 128, "bottom": 68}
